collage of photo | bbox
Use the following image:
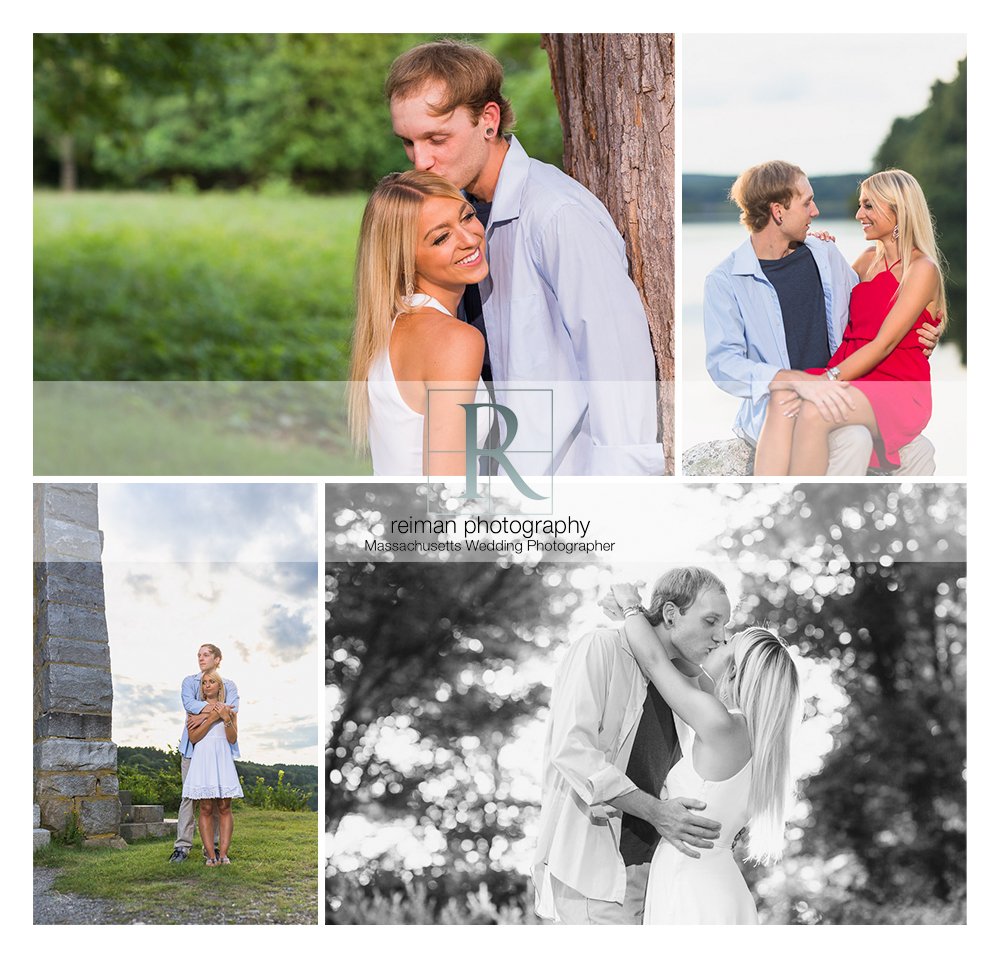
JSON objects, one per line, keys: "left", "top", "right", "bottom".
{"left": 32, "top": 30, "right": 968, "bottom": 932}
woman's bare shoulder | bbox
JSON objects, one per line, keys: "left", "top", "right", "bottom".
{"left": 852, "top": 246, "right": 879, "bottom": 276}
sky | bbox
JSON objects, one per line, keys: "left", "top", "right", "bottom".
{"left": 98, "top": 483, "right": 319, "bottom": 765}
{"left": 682, "top": 34, "right": 967, "bottom": 175}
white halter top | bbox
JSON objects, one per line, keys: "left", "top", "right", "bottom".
{"left": 367, "top": 294, "right": 489, "bottom": 476}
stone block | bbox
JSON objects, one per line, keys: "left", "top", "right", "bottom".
{"left": 80, "top": 797, "right": 121, "bottom": 835}
{"left": 34, "top": 804, "right": 41, "bottom": 828}
{"left": 130, "top": 805, "right": 165, "bottom": 824}
{"left": 35, "top": 738, "right": 116, "bottom": 773}
{"left": 118, "top": 789, "right": 132, "bottom": 805}
{"left": 98, "top": 774, "right": 119, "bottom": 796}
{"left": 40, "top": 603, "right": 109, "bottom": 645}
{"left": 146, "top": 822, "right": 174, "bottom": 839}
{"left": 35, "top": 712, "right": 113, "bottom": 740}
{"left": 33, "top": 828, "right": 51, "bottom": 849}
{"left": 37, "top": 795, "right": 71, "bottom": 831}
{"left": 42, "top": 484, "right": 99, "bottom": 529}
{"left": 682, "top": 438, "right": 754, "bottom": 477}
{"left": 37, "top": 517, "right": 103, "bottom": 562}
{"left": 35, "top": 772, "right": 97, "bottom": 798}
{"left": 83, "top": 836, "right": 127, "bottom": 850}
{"left": 119, "top": 822, "right": 149, "bottom": 841}
{"left": 43, "top": 560, "right": 105, "bottom": 589}
{"left": 39, "top": 572, "right": 106, "bottom": 610}
{"left": 40, "top": 663, "right": 113, "bottom": 713}
{"left": 41, "top": 637, "right": 111, "bottom": 670}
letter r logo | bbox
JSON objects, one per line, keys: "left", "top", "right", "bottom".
{"left": 461, "top": 403, "right": 547, "bottom": 500}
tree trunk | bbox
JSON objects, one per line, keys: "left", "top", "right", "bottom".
{"left": 541, "top": 33, "right": 675, "bottom": 473}
{"left": 59, "top": 132, "right": 77, "bottom": 192}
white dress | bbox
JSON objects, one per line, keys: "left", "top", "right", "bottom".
{"left": 643, "top": 714, "right": 758, "bottom": 925}
{"left": 367, "top": 293, "right": 490, "bottom": 476}
{"left": 182, "top": 719, "right": 244, "bottom": 800}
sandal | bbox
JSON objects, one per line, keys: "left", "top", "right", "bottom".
{"left": 219, "top": 856, "right": 231, "bottom": 865}
{"left": 205, "top": 857, "right": 219, "bottom": 866}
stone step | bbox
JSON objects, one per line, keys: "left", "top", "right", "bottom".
{"left": 120, "top": 820, "right": 176, "bottom": 842}
{"left": 119, "top": 822, "right": 149, "bottom": 841}
{"left": 34, "top": 804, "right": 41, "bottom": 829}
{"left": 33, "top": 828, "right": 51, "bottom": 849}
{"left": 129, "top": 804, "right": 165, "bottom": 824}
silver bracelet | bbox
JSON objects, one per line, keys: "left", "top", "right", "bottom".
{"left": 622, "top": 605, "right": 644, "bottom": 619}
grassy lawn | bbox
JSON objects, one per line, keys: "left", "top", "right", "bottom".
{"left": 34, "top": 190, "right": 372, "bottom": 476}
{"left": 34, "top": 382, "right": 367, "bottom": 475}
{"left": 35, "top": 190, "right": 366, "bottom": 382}
{"left": 34, "top": 808, "right": 318, "bottom": 924}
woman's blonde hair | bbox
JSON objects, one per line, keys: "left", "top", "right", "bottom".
{"left": 347, "top": 170, "right": 470, "bottom": 449}
{"left": 198, "top": 669, "right": 227, "bottom": 704}
{"left": 860, "top": 169, "right": 948, "bottom": 329}
{"left": 717, "top": 627, "right": 801, "bottom": 864}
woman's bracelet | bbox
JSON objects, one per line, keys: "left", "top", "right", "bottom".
{"left": 622, "top": 604, "right": 644, "bottom": 619}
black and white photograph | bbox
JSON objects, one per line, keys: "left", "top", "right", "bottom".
{"left": 325, "top": 481, "right": 966, "bottom": 924}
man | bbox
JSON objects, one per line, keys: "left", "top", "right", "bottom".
{"left": 167, "top": 643, "right": 240, "bottom": 863}
{"left": 532, "top": 567, "right": 730, "bottom": 924}
{"left": 386, "top": 40, "right": 662, "bottom": 477}
{"left": 704, "top": 159, "right": 939, "bottom": 475}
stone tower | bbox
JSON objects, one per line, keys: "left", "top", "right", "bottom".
{"left": 33, "top": 483, "right": 122, "bottom": 846}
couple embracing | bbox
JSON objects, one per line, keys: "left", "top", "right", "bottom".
{"left": 347, "top": 40, "right": 662, "bottom": 478}
{"left": 167, "top": 643, "right": 242, "bottom": 867}
{"left": 532, "top": 568, "right": 801, "bottom": 924}
{"left": 706, "top": 161, "right": 948, "bottom": 476}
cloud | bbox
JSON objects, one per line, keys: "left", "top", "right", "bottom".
{"left": 244, "top": 562, "right": 318, "bottom": 600}
{"left": 123, "top": 572, "right": 159, "bottom": 599}
{"left": 99, "top": 484, "right": 317, "bottom": 563}
{"left": 113, "top": 678, "right": 180, "bottom": 718}
{"left": 261, "top": 604, "right": 314, "bottom": 663}
{"left": 253, "top": 717, "right": 319, "bottom": 754}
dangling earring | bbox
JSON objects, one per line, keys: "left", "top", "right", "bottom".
{"left": 405, "top": 277, "right": 414, "bottom": 298}
{"left": 892, "top": 224, "right": 899, "bottom": 242}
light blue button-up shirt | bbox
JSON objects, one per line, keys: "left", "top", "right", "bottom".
{"left": 479, "top": 136, "right": 662, "bottom": 476}
{"left": 178, "top": 673, "right": 240, "bottom": 759}
{"left": 703, "top": 235, "right": 859, "bottom": 443}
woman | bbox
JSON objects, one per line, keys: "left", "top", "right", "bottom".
{"left": 183, "top": 669, "right": 242, "bottom": 866}
{"left": 347, "top": 171, "right": 491, "bottom": 476}
{"left": 607, "top": 583, "right": 801, "bottom": 925}
{"left": 755, "top": 169, "right": 947, "bottom": 475}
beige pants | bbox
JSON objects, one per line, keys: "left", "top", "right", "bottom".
{"left": 827, "top": 427, "right": 935, "bottom": 476}
{"left": 550, "top": 863, "right": 650, "bottom": 925}
{"left": 174, "top": 756, "right": 220, "bottom": 853}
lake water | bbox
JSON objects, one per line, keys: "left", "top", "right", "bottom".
{"left": 679, "top": 218, "right": 967, "bottom": 475}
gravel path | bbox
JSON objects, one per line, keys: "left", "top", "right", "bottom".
{"left": 34, "top": 867, "right": 120, "bottom": 925}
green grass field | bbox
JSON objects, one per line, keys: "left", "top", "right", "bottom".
{"left": 34, "top": 808, "right": 318, "bottom": 924}
{"left": 34, "top": 190, "right": 365, "bottom": 382}
{"left": 34, "top": 191, "right": 371, "bottom": 474}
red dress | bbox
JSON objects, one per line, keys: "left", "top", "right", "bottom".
{"left": 808, "top": 260, "right": 937, "bottom": 469}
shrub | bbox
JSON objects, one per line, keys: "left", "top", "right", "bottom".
{"left": 240, "top": 770, "right": 312, "bottom": 811}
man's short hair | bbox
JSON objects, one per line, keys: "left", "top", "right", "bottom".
{"left": 729, "top": 160, "right": 806, "bottom": 233}
{"left": 385, "top": 40, "right": 515, "bottom": 134}
{"left": 645, "top": 567, "right": 727, "bottom": 625}
{"left": 199, "top": 643, "right": 222, "bottom": 661}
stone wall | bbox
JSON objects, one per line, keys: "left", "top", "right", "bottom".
{"left": 33, "top": 484, "right": 121, "bottom": 845}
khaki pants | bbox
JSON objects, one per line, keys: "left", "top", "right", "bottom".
{"left": 550, "top": 863, "right": 650, "bottom": 925}
{"left": 827, "top": 427, "right": 935, "bottom": 476}
{"left": 174, "top": 756, "right": 220, "bottom": 853}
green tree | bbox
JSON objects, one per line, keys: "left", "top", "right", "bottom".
{"left": 874, "top": 59, "right": 966, "bottom": 363}
{"left": 325, "top": 484, "right": 594, "bottom": 918}
{"left": 717, "top": 483, "right": 966, "bottom": 923}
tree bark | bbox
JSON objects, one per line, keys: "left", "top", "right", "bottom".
{"left": 541, "top": 33, "right": 675, "bottom": 473}
{"left": 58, "top": 132, "right": 77, "bottom": 192}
